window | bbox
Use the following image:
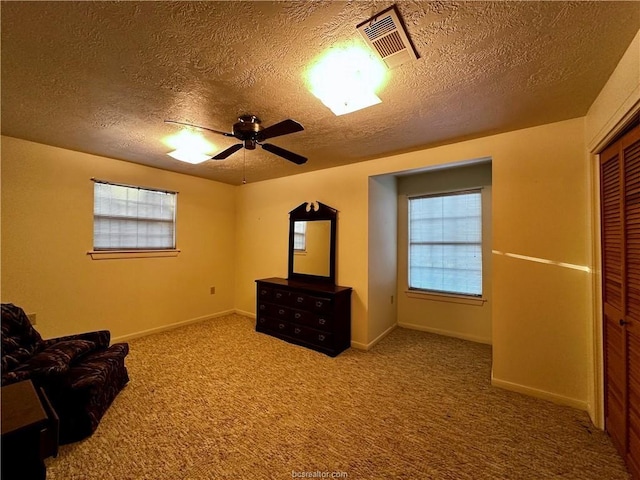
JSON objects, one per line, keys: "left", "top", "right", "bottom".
{"left": 293, "top": 221, "right": 307, "bottom": 251}
{"left": 408, "top": 190, "right": 482, "bottom": 296}
{"left": 93, "top": 180, "right": 177, "bottom": 251}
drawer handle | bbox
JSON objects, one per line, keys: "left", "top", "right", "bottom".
{"left": 297, "top": 296, "right": 304, "bottom": 303}
{"left": 295, "top": 313, "right": 301, "bottom": 319}
{"left": 276, "top": 293, "right": 283, "bottom": 299}
{"left": 259, "top": 318, "right": 266, "bottom": 324}
{"left": 279, "top": 323, "right": 286, "bottom": 330}
{"left": 295, "top": 328, "right": 301, "bottom": 334}
{"left": 318, "top": 318, "right": 326, "bottom": 325}
{"left": 318, "top": 334, "right": 325, "bottom": 341}
{"left": 278, "top": 309, "right": 285, "bottom": 315}
{"left": 260, "top": 289, "right": 267, "bottom": 295}
{"left": 315, "top": 301, "right": 323, "bottom": 308}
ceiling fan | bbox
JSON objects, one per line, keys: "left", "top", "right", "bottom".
{"left": 165, "top": 115, "right": 307, "bottom": 165}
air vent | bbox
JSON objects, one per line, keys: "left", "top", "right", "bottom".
{"left": 356, "top": 5, "right": 418, "bottom": 69}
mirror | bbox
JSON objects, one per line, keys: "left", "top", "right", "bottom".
{"left": 288, "top": 202, "right": 337, "bottom": 284}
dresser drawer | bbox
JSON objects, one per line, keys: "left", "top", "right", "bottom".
{"left": 259, "top": 285, "right": 291, "bottom": 304}
{"left": 272, "top": 305, "right": 291, "bottom": 321}
{"left": 257, "top": 286, "right": 274, "bottom": 301}
{"left": 290, "top": 292, "right": 333, "bottom": 313}
{"left": 257, "top": 302, "right": 270, "bottom": 316}
{"left": 310, "top": 313, "right": 333, "bottom": 331}
{"left": 290, "top": 324, "right": 333, "bottom": 346}
{"left": 290, "top": 308, "right": 333, "bottom": 331}
{"left": 290, "top": 308, "right": 310, "bottom": 325}
{"left": 256, "top": 315, "right": 272, "bottom": 330}
{"left": 258, "top": 302, "right": 292, "bottom": 321}
{"left": 273, "top": 320, "right": 291, "bottom": 335}
{"left": 273, "top": 289, "right": 290, "bottom": 304}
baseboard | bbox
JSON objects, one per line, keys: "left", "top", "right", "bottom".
{"left": 398, "top": 321, "right": 492, "bottom": 345}
{"left": 234, "top": 309, "right": 255, "bottom": 319}
{"left": 491, "top": 375, "right": 588, "bottom": 411}
{"left": 351, "top": 323, "right": 397, "bottom": 351}
{"left": 112, "top": 309, "right": 236, "bottom": 343}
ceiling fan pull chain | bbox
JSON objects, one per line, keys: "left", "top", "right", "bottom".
{"left": 242, "top": 148, "right": 247, "bottom": 185}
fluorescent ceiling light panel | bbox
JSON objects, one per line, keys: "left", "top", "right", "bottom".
{"left": 307, "top": 44, "right": 386, "bottom": 116}
{"left": 322, "top": 91, "right": 382, "bottom": 116}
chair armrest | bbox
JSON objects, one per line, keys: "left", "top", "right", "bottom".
{"left": 41, "top": 330, "right": 110, "bottom": 350}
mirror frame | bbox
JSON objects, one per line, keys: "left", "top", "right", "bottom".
{"left": 288, "top": 201, "right": 337, "bottom": 284}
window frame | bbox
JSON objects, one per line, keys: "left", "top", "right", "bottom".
{"left": 89, "top": 179, "right": 179, "bottom": 258}
{"left": 293, "top": 220, "right": 307, "bottom": 253}
{"left": 407, "top": 188, "right": 483, "bottom": 298}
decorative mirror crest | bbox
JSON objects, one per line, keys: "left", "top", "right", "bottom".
{"left": 288, "top": 201, "right": 337, "bottom": 284}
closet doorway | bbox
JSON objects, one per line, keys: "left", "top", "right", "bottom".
{"left": 600, "top": 122, "right": 640, "bottom": 478}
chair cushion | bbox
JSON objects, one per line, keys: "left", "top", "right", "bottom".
{"left": 17, "top": 339, "right": 96, "bottom": 378}
{"left": 65, "top": 343, "right": 129, "bottom": 392}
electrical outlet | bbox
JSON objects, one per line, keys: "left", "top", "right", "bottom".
{"left": 210, "top": 286, "right": 216, "bottom": 295}
{"left": 27, "top": 313, "right": 37, "bottom": 325}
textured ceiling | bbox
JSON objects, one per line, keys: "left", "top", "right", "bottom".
{"left": 2, "top": 1, "right": 639, "bottom": 185}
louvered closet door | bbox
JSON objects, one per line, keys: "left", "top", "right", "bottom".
{"left": 624, "top": 126, "right": 640, "bottom": 478}
{"left": 601, "top": 123, "right": 640, "bottom": 479}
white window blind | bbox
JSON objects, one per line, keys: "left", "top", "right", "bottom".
{"left": 93, "top": 181, "right": 177, "bottom": 250}
{"left": 408, "top": 190, "right": 482, "bottom": 296}
{"left": 293, "top": 221, "right": 307, "bottom": 251}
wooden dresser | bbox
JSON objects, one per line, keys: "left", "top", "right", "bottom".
{"left": 255, "top": 277, "right": 352, "bottom": 357}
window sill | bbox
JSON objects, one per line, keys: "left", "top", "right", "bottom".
{"left": 87, "top": 249, "right": 181, "bottom": 260}
{"left": 405, "top": 290, "right": 486, "bottom": 306}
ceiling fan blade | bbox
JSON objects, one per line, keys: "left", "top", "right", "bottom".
{"left": 164, "top": 119, "right": 232, "bottom": 137}
{"left": 257, "top": 119, "right": 304, "bottom": 142}
{"left": 261, "top": 143, "right": 307, "bottom": 165}
{"left": 212, "top": 143, "right": 243, "bottom": 160}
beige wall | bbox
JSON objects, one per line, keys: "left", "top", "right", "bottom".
{"left": 396, "top": 162, "right": 492, "bottom": 344}
{"left": 235, "top": 117, "right": 592, "bottom": 409}
{"left": 367, "top": 175, "right": 398, "bottom": 348}
{"left": 1, "top": 136, "right": 236, "bottom": 340}
{"left": 585, "top": 29, "right": 640, "bottom": 426}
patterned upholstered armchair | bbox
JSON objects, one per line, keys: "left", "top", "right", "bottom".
{"left": 1, "top": 303, "right": 129, "bottom": 444}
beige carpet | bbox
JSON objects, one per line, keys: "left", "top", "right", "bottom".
{"left": 46, "top": 314, "right": 629, "bottom": 479}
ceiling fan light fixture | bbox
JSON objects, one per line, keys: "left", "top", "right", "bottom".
{"left": 167, "top": 149, "right": 212, "bottom": 164}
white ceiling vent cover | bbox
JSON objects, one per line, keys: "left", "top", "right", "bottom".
{"left": 356, "top": 5, "right": 418, "bottom": 69}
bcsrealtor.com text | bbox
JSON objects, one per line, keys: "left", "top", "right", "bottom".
{"left": 292, "top": 471, "right": 348, "bottom": 478}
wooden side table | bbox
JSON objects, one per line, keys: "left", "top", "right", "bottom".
{"left": 1, "top": 380, "right": 59, "bottom": 480}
